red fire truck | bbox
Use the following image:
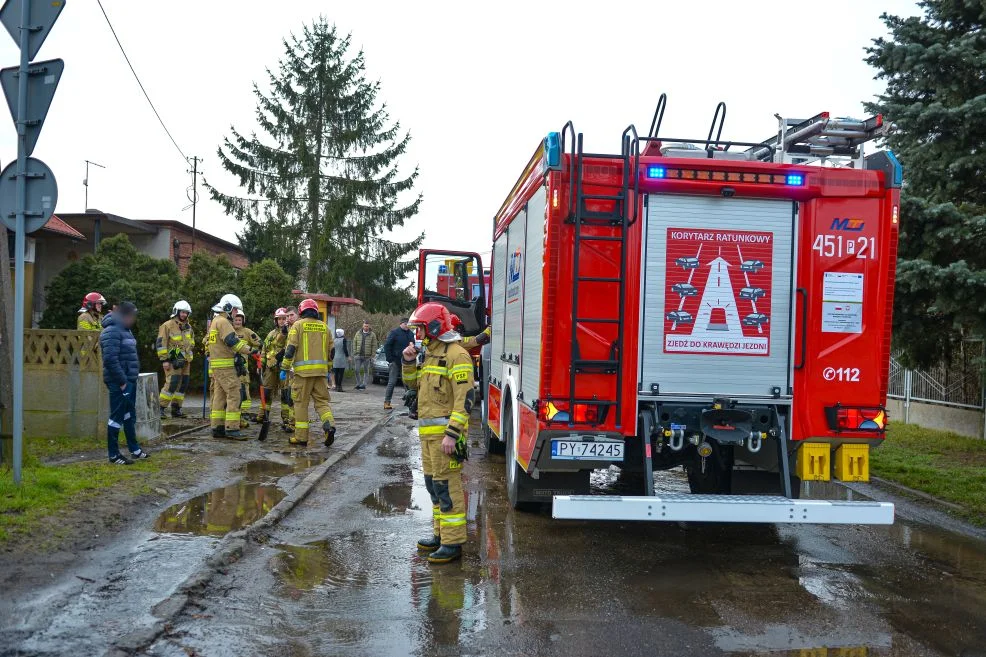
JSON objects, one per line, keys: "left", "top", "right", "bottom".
{"left": 418, "top": 98, "right": 900, "bottom": 524}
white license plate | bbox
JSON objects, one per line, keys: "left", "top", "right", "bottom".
{"left": 550, "top": 440, "right": 624, "bottom": 461}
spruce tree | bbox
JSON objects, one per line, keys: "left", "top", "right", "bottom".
{"left": 865, "top": 1, "right": 986, "bottom": 367}
{"left": 208, "top": 18, "right": 422, "bottom": 312}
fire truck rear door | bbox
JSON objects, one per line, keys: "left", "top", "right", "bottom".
{"left": 640, "top": 195, "right": 797, "bottom": 399}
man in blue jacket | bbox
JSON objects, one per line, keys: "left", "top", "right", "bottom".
{"left": 99, "top": 301, "right": 149, "bottom": 464}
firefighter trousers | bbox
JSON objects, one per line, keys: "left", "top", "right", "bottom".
{"left": 291, "top": 375, "right": 334, "bottom": 443}
{"left": 420, "top": 430, "right": 466, "bottom": 545}
{"left": 261, "top": 367, "right": 294, "bottom": 427}
{"left": 159, "top": 362, "right": 191, "bottom": 409}
{"left": 238, "top": 372, "right": 252, "bottom": 428}
{"left": 209, "top": 367, "right": 242, "bottom": 431}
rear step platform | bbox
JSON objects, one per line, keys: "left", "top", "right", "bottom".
{"left": 552, "top": 494, "right": 894, "bottom": 525}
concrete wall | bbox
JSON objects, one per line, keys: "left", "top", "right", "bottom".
{"left": 22, "top": 330, "right": 161, "bottom": 440}
{"left": 25, "top": 366, "right": 109, "bottom": 439}
{"left": 887, "top": 398, "right": 984, "bottom": 439}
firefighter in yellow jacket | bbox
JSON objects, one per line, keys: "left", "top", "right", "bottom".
{"left": 403, "top": 302, "right": 475, "bottom": 564}
{"left": 77, "top": 292, "right": 106, "bottom": 331}
{"left": 232, "top": 309, "right": 262, "bottom": 429}
{"left": 156, "top": 300, "right": 194, "bottom": 418}
{"left": 261, "top": 307, "right": 295, "bottom": 433}
{"left": 207, "top": 294, "right": 256, "bottom": 439}
{"left": 280, "top": 298, "right": 335, "bottom": 447}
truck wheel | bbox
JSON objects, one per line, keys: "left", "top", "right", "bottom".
{"left": 686, "top": 442, "right": 734, "bottom": 495}
{"left": 504, "top": 402, "right": 537, "bottom": 511}
{"left": 482, "top": 397, "right": 505, "bottom": 455}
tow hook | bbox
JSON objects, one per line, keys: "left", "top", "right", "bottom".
{"left": 664, "top": 428, "right": 685, "bottom": 451}
{"left": 747, "top": 431, "right": 766, "bottom": 453}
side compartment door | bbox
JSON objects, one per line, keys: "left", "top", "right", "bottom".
{"left": 417, "top": 250, "right": 489, "bottom": 337}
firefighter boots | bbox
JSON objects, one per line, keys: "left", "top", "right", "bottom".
{"left": 323, "top": 423, "right": 336, "bottom": 448}
{"left": 171, "top": 405, "right": 184, "bottom": 418}
{"left": 427, "top": 545, "right": 462, "bottom": 564}
{"left": 212, "top": 427, "right": 226, "bottom": 439}
{"left": 417, "top": 535, "right": 441, "bottom": 552}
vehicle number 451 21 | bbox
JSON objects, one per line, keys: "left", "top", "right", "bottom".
{"left": 812, "top": 234, "right": 876, "bottom": 260}
{"left": 823, "top": 367, "right": 860, "bottom": 382}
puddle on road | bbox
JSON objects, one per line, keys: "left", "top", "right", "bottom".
{"left": 153, "top": 457, "right": 325, "bottom": 536}
{"left": 361, "top": 482, "right": 414, "bottom": 515}
{"left": 153, "top": 482, "right": 286, "bottom": 536}
{"left": 377, "top": 433, "right": 412, "bottom": 458}
{"left": 270, "top": 531, "right": 395, "bottom": 594}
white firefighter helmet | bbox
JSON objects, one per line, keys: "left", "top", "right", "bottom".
{"left": 171, "top": 300, "right": 192, "bottom": 317}
{"left": 216, "top": 293, "right": 243, "bottom": 314}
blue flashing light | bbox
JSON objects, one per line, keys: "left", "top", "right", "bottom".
{"left": 647, "top": 165, "right": 666, "bottom": 179}
{"left": 544, "top": 132, "right": 562, "bottom": 170}
{"left": 786, "top": 173, "right": 805, "bottom": 186}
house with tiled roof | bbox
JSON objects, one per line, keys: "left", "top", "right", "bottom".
{"left": 7, "top": 210, "right": 249, "bottom": 325}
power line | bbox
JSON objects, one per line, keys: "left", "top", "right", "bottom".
{"left": 95, "top": 0, "right": 187, "bottom": 163}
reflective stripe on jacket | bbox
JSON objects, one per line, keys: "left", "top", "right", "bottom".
{"left": 156, "top": 317, "right": 195, "bottom": 361}
{"left": 282, "top": 319, "right": 329, "bottom": 377}
{"left": 402, "top": 340, "right": 474, "bottom": 436}
{"left": 78, "top": 311, "right": 102, "bottom": 331}
{"left": 207, "top": 314, "right": 250, "bottom": 369}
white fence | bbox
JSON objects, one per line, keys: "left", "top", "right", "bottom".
{"left": 887, "top": 343, "right": 984, "bottom": 410}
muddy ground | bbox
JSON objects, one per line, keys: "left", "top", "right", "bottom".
{"left": 0, "top": 384, "right": 389, "bottom": 657}
{"left": 137, "top": 417, "right": 986, "bottom": 657}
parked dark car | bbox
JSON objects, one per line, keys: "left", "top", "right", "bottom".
{"left": 372, "top": 346, "right": 389, "bottom": 384}
{"left": 675, "top": 256, "right": 700, "bottom": 269}
{"left": 666, "top": 310, "right": 694, "bottom": 324}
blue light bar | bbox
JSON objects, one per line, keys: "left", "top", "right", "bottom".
{"left": 786, "top": 173, "right": 805, "bottom": 186}
{"left": 544, "top": 132, "right": 562, "bottom": 170}
{"left": 647, "top": 165, "right": 666, "bottom": 179}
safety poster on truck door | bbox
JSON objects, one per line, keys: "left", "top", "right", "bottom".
{"left": 663, "top": 227, "right": 774, "bottom": 356}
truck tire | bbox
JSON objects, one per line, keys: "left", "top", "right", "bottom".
{"left": 686, "top": 442, "right": 734, "bottom": 495}
{"left": 504, "top": 401, "right": 538, "bottom": 511}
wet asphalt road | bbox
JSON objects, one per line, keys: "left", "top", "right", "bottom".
{"left": 144, "top": 415, "right": 986, "bottom": 657}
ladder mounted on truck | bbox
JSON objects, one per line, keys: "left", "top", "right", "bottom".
{"left": 748, "top": 112, "right": 886, "bottom": 165}
{"left": 560, "top": 121, "right": 637, "bottom": 429}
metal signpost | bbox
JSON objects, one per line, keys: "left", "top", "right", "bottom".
{"left": 0, "top": 0, "right": 64, "bottom": 484}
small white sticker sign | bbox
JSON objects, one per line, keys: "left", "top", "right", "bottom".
{"left": 822, "top": 272, "right": 863, "bottom": 333}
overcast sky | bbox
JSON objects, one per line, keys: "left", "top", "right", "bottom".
{"left": 0, "top": 0, "right": 920, "bottom": 264}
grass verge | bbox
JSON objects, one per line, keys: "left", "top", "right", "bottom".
{"left": 872, "top": 423, "right": 986, "bottom": 524}
{"left": 0, "top": 448, "right": 188, "bottom": 545}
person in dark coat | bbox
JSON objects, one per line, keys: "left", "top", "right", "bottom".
{"left": 99, "top": 301, "right": 148, "bottom": 464}
{"left": 383, "top": 318, "right": 415, "bottom": 409}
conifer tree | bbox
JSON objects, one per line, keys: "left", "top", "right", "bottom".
{"left": 208, "top": 19, "right": 422, "bottom": 311}
{"left": 865, "top": 1, "right": 986, "bottom": 366}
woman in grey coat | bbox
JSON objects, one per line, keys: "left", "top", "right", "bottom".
{"left": 331, "top": 328, "right": 350, "bottom": 391}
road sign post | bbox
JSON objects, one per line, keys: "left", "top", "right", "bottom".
{"left": 0, "top": 0, "right": 64, "bottom": 485}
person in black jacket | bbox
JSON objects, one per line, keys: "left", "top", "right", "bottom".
{"left": 383, "top": 318, "right": 415, "bottom": 409}
{"left": 99, "top": 302, "right": 148, "bottom": 464}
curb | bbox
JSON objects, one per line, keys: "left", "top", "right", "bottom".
{"left": 109, "top": 413, "right": 393, "bottom": 656}
{"left": 870, "top": 476, "right": 966, "bottom": 512}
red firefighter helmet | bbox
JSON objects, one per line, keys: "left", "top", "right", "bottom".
{"left": 274, "top": 307, "right": 288, "bottom": 318}
{"left": 408, "top": 302, "right": 456, "bottom": 341}
{"left": 83, "top": 292, "right": 106, "bottom": 310}
{"left": 298, "top": 298, "right": 319, "bottom": 316}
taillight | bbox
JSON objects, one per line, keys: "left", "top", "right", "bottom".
{"left": 541, "top": 401, "right": 602, "bottom": 424}
{"left": 825, "top": 405, "right": 887, "bottom": 433}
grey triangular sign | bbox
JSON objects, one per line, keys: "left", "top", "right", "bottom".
{"left": 0, "top": 0, "right": 66, "bottom": 61}
{"left": 0, "top": 58, "right": 63, "bottom": 157}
